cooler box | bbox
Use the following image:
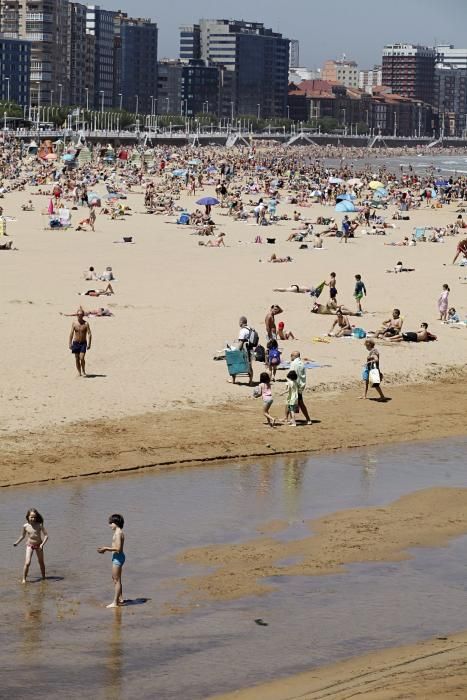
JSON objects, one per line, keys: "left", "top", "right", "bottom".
{"left": 225, "top": 349, "right": 250, "bottom": 377}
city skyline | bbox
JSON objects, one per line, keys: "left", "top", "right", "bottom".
{"left": 95, "top": 0, "right": 466, "bottom": 67}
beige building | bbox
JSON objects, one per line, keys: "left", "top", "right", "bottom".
{"left": 322, "top": 59, "right": 359, "bottom": 88}
{"left": 0, "top": 0, "right": 69, "bottom": 105}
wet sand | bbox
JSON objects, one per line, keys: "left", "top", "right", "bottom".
{"left": 2, "top": 438, "right": 467, "bottom": 699}
{"left": 210, "top": 631, "right": 467, "bottom": 700}
{"left": 1, "top": 371, "right": 466, "bottom": 488}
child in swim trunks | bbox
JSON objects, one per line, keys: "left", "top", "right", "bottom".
{"left": 13, "top": 508, "right": 48, "bottom": 583}
{"left": 98, "top": 513, "right": 125, "bottom": 608}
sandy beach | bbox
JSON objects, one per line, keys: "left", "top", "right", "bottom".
{"left": 0, "top": 148, "right": 466, "bottom": 442}
{"left": 1, "top": 145, "right": 467, "bottom": 699}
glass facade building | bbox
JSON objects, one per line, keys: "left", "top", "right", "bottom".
{"left": 0, "top": 37, "right": 31, "bottom": 105}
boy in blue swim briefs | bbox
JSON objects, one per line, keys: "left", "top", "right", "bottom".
{"left": 98, "top": 514, "right": 125, "bottom": 608}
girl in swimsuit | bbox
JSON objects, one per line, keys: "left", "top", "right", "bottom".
{"left": 13, "top": 508, "right": 48, "bottom": 583}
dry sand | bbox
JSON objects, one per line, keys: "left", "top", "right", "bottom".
{"left": 0, "top": 169, "right": 466, "bottom": 438}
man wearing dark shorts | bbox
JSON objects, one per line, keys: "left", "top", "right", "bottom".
{"left": 69, "top": 309, "right": 92, "bottom": 376}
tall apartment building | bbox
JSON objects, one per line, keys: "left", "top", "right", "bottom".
{"left": 179, "top": 19, "right": 289, "bottom": 118}
{"left": 68, "top": 2, "right": 87, "bottom": 107}
{"left": 436, "top": 44, "right": 467, "bottom": 69}
{"left": 322, "top": 59, "right": 359, "bottom": 88}
{"left": 289, "top": 39, "right": 299, "bottom": 69}
{"left": 179, "top": 24, "right": 200, "bottom": 61}
{"left": 0, "top": 36, "right": 30, "bottom": 105}
{"left": 0, "top": 0, "right": 69, "bottom": 105}
{"left": 113, "top": 12, "right": 158, "bottom": 114}
{"left": 359, "top": 65, "right": 382, "bottom": 93}
{"left": 434, "top": 65, "right": 467, "bottom": 136}
{"left": 157, "top": 59, "right": 183, "bottom": 115}
{"left": 86, "top": 5, "right": 115, "bottom": 108}
{"left": 382, "top": 43, "right": 436, "bottom": 105}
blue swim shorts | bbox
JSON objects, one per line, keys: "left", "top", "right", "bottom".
{"left": 112, "top": 552, "right": 126, "bottom": 567}
{"left": 71, "top": 341, "right": 87, "bottom": 354}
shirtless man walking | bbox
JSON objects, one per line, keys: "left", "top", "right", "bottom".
{"left": 265, "top": 304, "right": 283, "bottom": 340}
{"left": 69, "top": 309, "right": 92, "bottom": 376}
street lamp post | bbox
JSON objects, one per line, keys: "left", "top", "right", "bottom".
{"left": 135, "top": 95, "right": 139, "bottom": 115}
{"left": 286, "top": 105, "right": 290, "bottom": 120}
{"left": 118, "top": 93, "right": 123, "bottom": 111}
{"left": 5, "top": 77, "right": 10, "bottom": 104}
{"left": 100, "top": 90, "right": 104, "bottom": 115}
{"left": 50, "top": 89, "right": 54, "bottom": 106}
{"left": 257, "top": 103, "right": 261, "bottom": 120}
{"left": 166, "top": 97, "right": 169, "bottom": 114}
{"left": 85, "top": 87, "right": 89, "bottom": 111}
{"left": 58, "top": 83, "right": 63, "bottom": 107}
{"left": 230, "top": 101, "right": 234, "bottom": 123}
{"left": 417, "top": 103, "right": 421, "bottom": 137}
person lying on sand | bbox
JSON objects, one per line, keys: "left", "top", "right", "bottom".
{"left": 273, "top": 284, "right": 311, "bottom": 293}
{"left": 311, "top": 301, "right": 358, "bottom": 316}
{"left": 61, "top": 305, "right": 113, "bottom": 317}
{"left": 80, "top": 283, "right": 114, "bottom": 297}
{"left": 199, "top": 232, "right": 226, "bottom": 247}
{"left": 268, "top": 254, "right": 292, "bottom": 263}
{"left": 0, "top": 240, "right": 15, "bottom": 250}
{"left": 384, "top": 237, "right": 410, "bottom": 246}
{"left": 386, "top": 261, "right": 415, "bottom": 273}
{"left": 389, "top": 322, "right": 436, "bottom": 342}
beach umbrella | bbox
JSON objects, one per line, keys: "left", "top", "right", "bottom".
{"left": 171, "top": 169, "right": 187, "bottom": 177}
{"left": 62, "top": 153, "right": 75, "bottom": 162}
{"left": 336, "top": 193, "right": 355, "bottom": 201}
{"left": 45, "top": 153, "right": 57, "bottom": 161}
{"left": 435, "top": 179, "right": 450, "bottom": 187}
{"left": 196, "top": 196, "right": 220, "bottom": 206}
{"left": 369, "top": 180, "right": 384, "bottom": 190}
{"left": 347, "top": 177, "right": 362, "bottom": 186}
{"left": 335, "top": 200, "right": 357, "bottom": 213}
{"left": 188, "top": 158, "right": 201, "bottom": 165}
{"left": 376, "top": 187, "right": 388, "bottom": 196}
{"left": 310, "top": 189, "right": 322, "bottom": 197}
{"left": 329, "top": 177, "right": 344, "bottom": 184}
{"left": 206, "top": 166, "right": 218, "bottom": 174}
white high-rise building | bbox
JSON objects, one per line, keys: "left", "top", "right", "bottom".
{"left": 359, "top": 65, "right": 382, "bottom": 93}
{"left": 436, "top": 44, "right": 467, "bottom": 69}
{"left": 289, "top": 39, "right": 299, "bottom": 69}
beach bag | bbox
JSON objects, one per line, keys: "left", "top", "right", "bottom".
{"left": 254, "top": 344, "right": 265, "bottom": 362}
{"left": 362, "top": 366, "right": 369, "bottom": 381}
{"left": 369, "top": 366, "right": 381, "bottom": 385}
{"left": 352, "top": 327, "right": 366, "bottom": 339}
{"left": 247, "top": 327, "right": 259, "bottom": 348}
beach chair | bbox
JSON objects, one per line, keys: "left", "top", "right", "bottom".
{"left": 412, "top": 227, "right": 426, "bottom": 242}
{"left": 225, "top": 349, "right": 250, "bottom": 378}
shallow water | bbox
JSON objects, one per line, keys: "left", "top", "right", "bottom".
{"left": 326, "top": 153, "right": 467, "bottom": 175}
{"left": 1, "top": 437, "right": 467, "bottom": 699}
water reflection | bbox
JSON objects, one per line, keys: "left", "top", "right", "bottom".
{"left": 19, "top": 582, "right": 45, "bottom": 659}
{"left": 105, "top": 610, "right": 123, "bottom": 700}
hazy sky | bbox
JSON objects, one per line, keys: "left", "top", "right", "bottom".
{"left": 102, "top": 0, "right": 466, "bottom": 68}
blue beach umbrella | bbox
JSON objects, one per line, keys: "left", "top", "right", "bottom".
{"left": 196, "top": 196, "right": 220, "bottom": 206}
{"left": 62, "top": 153, "right": 75, "bottom": 162}
{"left": 336, "top": 193, "right": 355, "bottom": 201}
{"left": 435, "top": 179, "right": 449, "bottom": 187}
{"left": 329, "top": 176, "right": 344, "bottom": 184}
{"left": 335, "top": 200, "right": 357, "bottom": 213}
{"left": 376, "top": 187, "right": 388, "bottom": 196}
{"left": 172, "top": 169, "right": 187, "bottom": 177}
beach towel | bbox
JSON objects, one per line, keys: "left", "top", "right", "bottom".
{"left": 309, "top": 281, "right": 325, "bottom": 298}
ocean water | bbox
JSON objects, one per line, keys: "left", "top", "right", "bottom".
{"left": 1, "top": 437, "right": 466, "bottom": 699}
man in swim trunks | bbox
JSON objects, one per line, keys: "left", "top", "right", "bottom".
{"left": 69, "top": 309, "right": 92, "bottom": 376}
{"left": 376, "top": 308, "right": 402, "bottom": 338}
{"left": 389, "top": 322, "right": 429, "bottom": 343}
{"left": 265, "top": 304, "right": 283, "bottom": 340}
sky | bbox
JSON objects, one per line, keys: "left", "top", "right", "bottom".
{"left": 101, "top": 0, "right": 467, "bottom": 68}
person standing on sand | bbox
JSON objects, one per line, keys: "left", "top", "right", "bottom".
{"left": 360, "top": 340, "right": 386, "bottom": 401}
{"left": 13, "top": 508, "right": 48, "bottom": 583}
{"left": 438, "top": 284, "right": 450, "bottom": 321}
{"left": 265, "top": 304, "right": 283, "bottom": 340}
{"left": 354, "top": 274, "right": 367, "bottom": 313}
{"left": 290, "top": 351, "right": 312, "bottom": 424}
{"left": 97, "top": 514, "right": 125, "bottom": 608}
{"left": 69, "top": 309, "right": 92, "bottom": 377}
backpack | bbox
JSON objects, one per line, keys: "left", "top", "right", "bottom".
{"left": 247, "top": 327, "right": 259, "bottom": 348}
{"left": 254, "top": 344, "right": 265, "bottom": 362}
{"left": 269, "top": 347, "right": 281, "bottom": 365}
